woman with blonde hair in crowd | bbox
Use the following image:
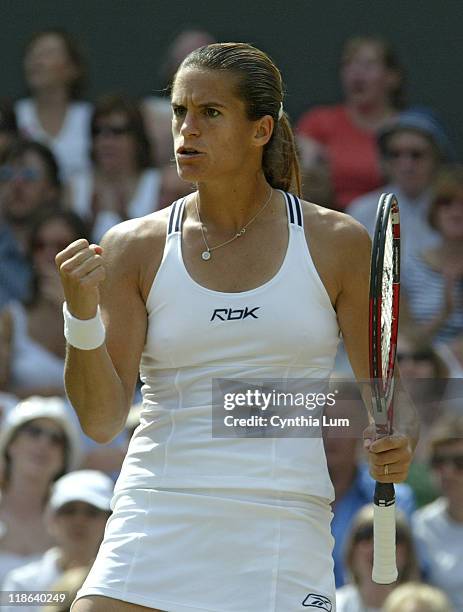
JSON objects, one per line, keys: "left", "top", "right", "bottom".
{"left": 382, "top": 582, "right": 453, "bottom": 612}
{"left": 15, "top": 29, "right": 91, "bottom": 180}
{"left": 336, "top": 504, "right": 419, "bottom": 611}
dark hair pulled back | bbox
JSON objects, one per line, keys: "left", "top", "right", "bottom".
{"left": 175, "top": 42, "right": 301, "bottom": 196}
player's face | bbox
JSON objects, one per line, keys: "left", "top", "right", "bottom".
{"left": 171, "top": 68, "right": 262, "bottom": 184}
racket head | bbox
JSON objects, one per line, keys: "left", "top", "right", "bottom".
{"left": 369, "top": 193, "right": 401, "bottom": 434}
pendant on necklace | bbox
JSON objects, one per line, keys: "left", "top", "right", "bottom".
{"left": 201, "top": 250, "right": 211, "bottom": 261}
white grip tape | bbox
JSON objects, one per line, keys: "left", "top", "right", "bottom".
{"left": 63, "top": 302, "right": 106, "bottom": 351}
{"left": 372, "top": 502, "right": 398, "bottom": 584}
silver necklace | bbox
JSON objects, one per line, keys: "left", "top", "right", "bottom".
{"left": 195, "top": 188, "right": 273, "bottom": 261}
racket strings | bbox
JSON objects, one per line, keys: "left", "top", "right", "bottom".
{"left": 381, "top": 214, "right": 394, "bottom": 383}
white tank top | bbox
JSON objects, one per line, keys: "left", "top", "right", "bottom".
{"left": 115, "top": 192, "right": 340, "bottom": 500}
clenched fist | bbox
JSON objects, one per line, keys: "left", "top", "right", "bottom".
{"left": 55, "top": 239, "right": 105, "bottom": 320}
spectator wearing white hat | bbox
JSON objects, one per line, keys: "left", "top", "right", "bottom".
{"left": 1, "top": 470, "right": 113, "bottom": 608}
{"left": 0, "top": 396, "right": 81, "bottom": 583}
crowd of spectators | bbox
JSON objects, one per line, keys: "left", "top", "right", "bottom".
{"left": 0, "top": 27, "right": 462, "bottom": 610}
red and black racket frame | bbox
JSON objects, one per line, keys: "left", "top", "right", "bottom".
{"left": 369, "top": 193, "right": 401, "bottom": 506}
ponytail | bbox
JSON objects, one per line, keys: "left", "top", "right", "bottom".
{"left": 263, "top": 113, "right": 301, "bottom": 196}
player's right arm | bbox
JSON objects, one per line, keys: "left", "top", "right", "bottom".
{"left": 56, "top": 216, "right": 164, "bottom": 443}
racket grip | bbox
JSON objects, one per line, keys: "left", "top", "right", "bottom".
{"left": 372, "top": 482, "right": 398, "bottom": 584}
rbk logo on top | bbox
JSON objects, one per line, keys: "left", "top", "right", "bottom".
{"left": 210, "top": 307, "right": 260, "bottom": 321}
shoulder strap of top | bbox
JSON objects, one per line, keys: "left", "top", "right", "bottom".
{"left": 283, "top": 192, "right": 303, "bottom": 228}
{"left": 167, "top": 198, "right": 187, "bottom": 236}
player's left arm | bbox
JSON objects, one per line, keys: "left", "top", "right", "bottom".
{"left": 334, "top": 218, "right": 418, "bottom": 483}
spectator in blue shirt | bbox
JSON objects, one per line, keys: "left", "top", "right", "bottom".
{"left": 0, "top": 139, "right": 61, "bottom": 308}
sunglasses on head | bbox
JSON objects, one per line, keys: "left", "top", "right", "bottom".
{"left": 385, "top": 148, "right": 429, "bottom": 161}
{"left": 92, "top": 125, "right": 132, "bottom": 137}
{"left": 19, "top": 423, "right": 66, "bottom": 447}
{"left": 431, "top": 453, "right": 463, "bottom": 470}
{"left": 0, "top": 165, "right": 42, "bottom": 182}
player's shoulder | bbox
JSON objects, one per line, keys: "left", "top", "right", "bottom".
{"left": 99, "top": 203, "right": 176, "bottom": 260}
{"left": 300, "top": 198, "right": 371, "bottom": 255}
{"left": 97, "top": 203, "right": 179, "bottom": 285}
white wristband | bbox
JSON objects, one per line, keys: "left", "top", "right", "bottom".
{"left": 63, "top": 302, "right": 106, "bottom": 350}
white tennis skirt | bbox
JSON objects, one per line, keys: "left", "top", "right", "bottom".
{"left": 72, "top": 487, "right": 336, "bottom": 612}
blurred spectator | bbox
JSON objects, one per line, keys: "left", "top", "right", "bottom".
{"left": 412, "top": 414, "right": 463, "bottom": 611}
{"left": 382, "top": 582, "right": 453, "bottom": 612}
{"left": 67, "top": 95, "right": 161, "bottom": 242}
{"left": 1, "top": 209, "right": 88, "bottom": 397}
{"left": 348, "top": 109, "right": 454, "bottom": 266}
{"left": 0, "top": 100, "right": 18, "bottom": 160}
{"left": 296, "top": 35, "right": 405, "bottom": 210}
{"left": 336, "top": 504, "right": 419, "bottom": 611}
{"left": 2, "top": 470, "right": 112, "bottom": 608}
{"left": 0, "top": 139, "right": 61, "bottom": 308}
{"left": 141, "top": 28, "right": 216, "bottom": 166}
{"left": 324, "top": 395, "right": 415, "bottom": 587}
{"left": 0, "top": 396, "right": 81, "bottom": 583}
{"left": 400, "top": 166, "right": 463, "bottom": 346}
{"left": 43, "top": 566, "right": 91, "bottom": 612}
{"left": 15, "top": 29, "right": 92, "bottom": 180}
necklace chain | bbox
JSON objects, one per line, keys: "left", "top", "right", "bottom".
{"left": 195, "top": 188, "right": 273, "bottom": 261}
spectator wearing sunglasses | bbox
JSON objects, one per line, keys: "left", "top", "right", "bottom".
{"left": 2, "top": 470, "right": 112, "bottom": 606}
{"left": 412, "top": 414, "right": 463, "bottom": 611}
{"left": 67, "top": 95, "right": 162, "bottom": 243}
{"left": 0, "top": 139, "right": 61, "bottom": 309}
{"left": 347, "top": 109, "right": 454, "bottom": 268}
{"left": 0, "top": 396, "right": 81, "bottom": 584}
{"left": 400, "top": 166, "right": 463, "bottom": 347}
{"left": 336, "top": 503, "right": 419, "bottom": 612}
{"left": 0, "top": 209, "right": 88, "bottom": 398}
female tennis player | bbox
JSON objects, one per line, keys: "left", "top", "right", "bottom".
{"left": 57, "top": 43, "right": 417, "bottom": 612}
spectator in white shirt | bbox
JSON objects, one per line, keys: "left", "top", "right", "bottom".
{"left": 412, "top": 414, "right": 463, "bottom": 611}
{"left": 15, "top": 29, "right": 92, "bottom": 180}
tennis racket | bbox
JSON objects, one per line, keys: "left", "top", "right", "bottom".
{"left": 369, "top": 193, "right": 401, "bottom": 584}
